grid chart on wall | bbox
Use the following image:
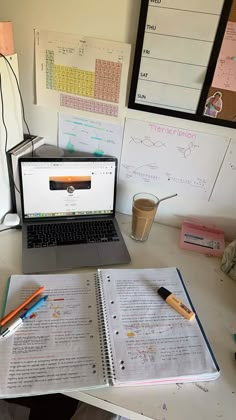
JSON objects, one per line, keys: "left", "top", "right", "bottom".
{"left": 35, "top": 30, "right": 131, "bottom": 118}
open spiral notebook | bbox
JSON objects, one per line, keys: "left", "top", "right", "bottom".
{"left": 0, "top": 267, "right": 220, "bottom": 397}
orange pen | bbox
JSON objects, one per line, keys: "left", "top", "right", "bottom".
{"left": 0, "top": 286, "right": 45, "bottom": 327}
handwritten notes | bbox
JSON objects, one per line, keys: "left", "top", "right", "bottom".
{"left": 58, "top": 113, "right": 123, "bottom": 160}
{"left": 212, "top": 22, "right": 236, "bottom": 92}
{"left": 0, "top": 274, "right": 107, "bottom": 396}
{"left": 100, "top": 268, "right": 218, "bottom": 384}
{"left": 119, "top": 118, "right": 229, "bottom": 199}
{"left": 0, "top": 269, "right": 219, "bottom": 394}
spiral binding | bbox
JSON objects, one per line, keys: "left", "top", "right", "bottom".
{"left": 95, "top": 271, "right": 117, "bottom": 384}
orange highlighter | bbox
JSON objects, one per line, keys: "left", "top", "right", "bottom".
{"left": 157, "top": 287, "right": 195, "bottom": 321}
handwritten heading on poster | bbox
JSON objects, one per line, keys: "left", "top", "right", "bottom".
{"left": 119, "top": 118, "right": 229, "bottom": 199}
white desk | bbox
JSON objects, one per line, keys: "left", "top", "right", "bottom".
{"left": 0, "top": 213, "right": 235, "bottom": 420}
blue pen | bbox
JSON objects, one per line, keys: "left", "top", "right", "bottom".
{"left": 0, "top": 295, "right": 48, "bottom": 339}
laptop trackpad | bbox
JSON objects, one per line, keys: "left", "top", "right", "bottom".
{"left": 56, "top": 244, "right": 100, "bottom": 270}
{"left": 23, "top": 248, "right": 57, "bottom": 274}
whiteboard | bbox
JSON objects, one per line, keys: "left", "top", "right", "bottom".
{"left": 128, "top": 0, "right": 236, "bottom": 128}
{"left": 119, "top": 118, "right": 229, "bottom": 199}
{"left": 130, "top": 0, "right": 224, "bottom": 112}
{"left": 210, "top": 139, "right": 236, "bottom": 207}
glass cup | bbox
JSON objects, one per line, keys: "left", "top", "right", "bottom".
{"left": 131, "top": 193, "right": 159, "bottom": 242}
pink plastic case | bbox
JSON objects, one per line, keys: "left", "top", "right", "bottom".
{"left": 180, "top": 221, "right": 225, "bottom": 256}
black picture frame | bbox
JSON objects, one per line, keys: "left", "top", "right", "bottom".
{"left": 128, "top": 0, "right": 235, "bottom": 129}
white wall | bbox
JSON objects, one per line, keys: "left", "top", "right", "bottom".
{"left": 1, "top": 0, "right": 236, "bottom": 240}
{"left": 0, "top": 54, "right": 23, "bottom": 220}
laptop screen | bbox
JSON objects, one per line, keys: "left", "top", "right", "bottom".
{"left": 19, "top": 157, "right": 117, "bottom": 220}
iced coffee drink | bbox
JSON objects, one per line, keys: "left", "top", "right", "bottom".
{"left": 131, "top": 193, "right": 159, "bottom": 241}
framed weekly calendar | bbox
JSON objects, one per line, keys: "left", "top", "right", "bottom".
{"left": 129, "top": 0, "right": 236, "bottom": 128}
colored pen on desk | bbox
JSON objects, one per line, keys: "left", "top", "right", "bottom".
{"left": 0, "top": 286, "right": 45, "bottom": 327}
{"left": 0, "top": 295, "right": 48, "bottom": 339}
{"left": 157, "top": 287, "right": 195, "bottom": 321}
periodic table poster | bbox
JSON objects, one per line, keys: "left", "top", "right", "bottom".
{"left": 35, "top": 30, "right": 131, "bottom": 119}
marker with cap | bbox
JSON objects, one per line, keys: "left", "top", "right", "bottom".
{"left": 157, "top": 287, "right": 195, "bottom": 320}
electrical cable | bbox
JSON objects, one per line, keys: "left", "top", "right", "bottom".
{"left": 0, "top": 72, "right": 8, "bottom": 153}
{"left": 0, "top": 51, "right": 35, "bottom": 156}
{"left": 0, "top": 51, "right": 33, "bottom": 201}
{"left": 0, "top": 226, "right": 17, "bottom": 233}
{"left": 0, "top": 72, "right": 21, "bottom": 193}
{"left": 0, "top": 52, "right": 31, "bottom": 136}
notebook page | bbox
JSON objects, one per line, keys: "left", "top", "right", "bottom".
{"left": 0, "top": 273, "right": 107, "bottom": 397}
{"left": 99, "top": 268, "right": 219, "bottom": 385}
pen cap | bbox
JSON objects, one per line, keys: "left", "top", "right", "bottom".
{"left": 158, "top": 287, "right": 172, "bottom": 301}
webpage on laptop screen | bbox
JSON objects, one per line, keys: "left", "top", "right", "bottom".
{"left": 21, "top": 161, "right": 116, "bottom": 218}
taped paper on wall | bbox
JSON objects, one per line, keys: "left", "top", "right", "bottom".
{"left": 212, "top": 21, "right": 236, "bottom": 92}
{"left": 58, "top": 113, "right": 124, "bottom": 160}
{"left": 35, "top": 30, "right": 131, "bottom": 119}
{"left": 119, "top": 119, "right": 229, "bottom": 199}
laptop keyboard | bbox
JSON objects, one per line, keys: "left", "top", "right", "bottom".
{"left": 27, "top": 220, "right": 120, "bottom": 248}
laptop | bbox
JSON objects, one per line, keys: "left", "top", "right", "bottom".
{"left": 18, "top": 157, "right": 131, "bottom": 273}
